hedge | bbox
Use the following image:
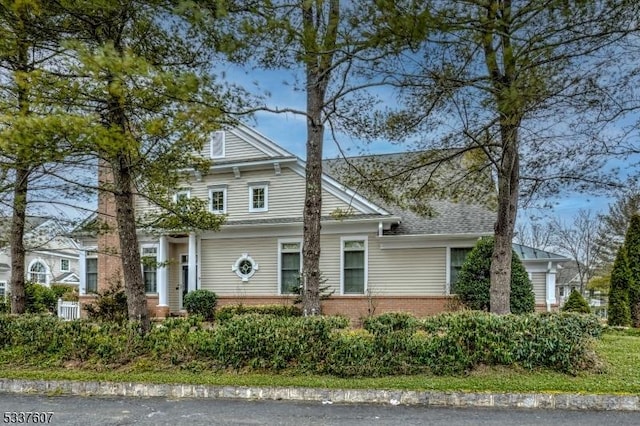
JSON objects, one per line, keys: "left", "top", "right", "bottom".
{"left": 0, "top": 311, "right": 601, "bottom": 376}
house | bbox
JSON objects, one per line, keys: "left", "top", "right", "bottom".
{"left": 0, "top": 217, "right": 80, "bottom": 301}
{"left": 76, "top": 125, "right": 565, "bottom": 320}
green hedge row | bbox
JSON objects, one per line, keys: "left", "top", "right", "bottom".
{"left": 215, "top": 304, "right": 302, "bottom": 322}
{"left": 0, "top": 311, "right": 601, "bottom": 376}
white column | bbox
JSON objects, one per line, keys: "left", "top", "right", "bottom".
{"left": 188, "top": 232, "right": 197, "bottom": 293}
{"left": 157, "top": 236, "right": 169, "bottom": 306}
{"left": 546, "top": 261, "right": 557, "bottom": 311}
{"left": 79, "top": 250, "right": 87, "bottom": 295}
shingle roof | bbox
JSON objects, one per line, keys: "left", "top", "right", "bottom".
{"left": 323, "top": 152, "right": 497, "bottom": 236}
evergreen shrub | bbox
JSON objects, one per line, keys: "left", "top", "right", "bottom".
{"left": 24, "top": 282, "right": 57, "bottom": 314}
{"left": 455, "top": 237, "right": 535, "bottom": 314}
{"left": 561, "top": 290, "right": 592, "bottom": 314}
{"left": 215, "top": 304, "right": 301, "bottom": 322}
{"left": 183, "top": 290, "right": 217, "bottom": 321}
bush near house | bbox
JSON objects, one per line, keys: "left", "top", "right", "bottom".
{"left": 455, "top": 237, "right": 535, "bottom": 314}
{"left": 215, "top": 304, "right": 302, "bottom": 323}
{"left": 562, "top": 290, "right": 592, "bottom": 314}
{"left": 85, "top": 282, "right": 128, "bottom": 324}
{"left": 0, "top": 311, "right": 601, "bottom": 377}
{"left": 183, "top": 290, "right": 217, "bottom": 321}
{"left": 24, "top": 281, "right": 57, "bottom": 314}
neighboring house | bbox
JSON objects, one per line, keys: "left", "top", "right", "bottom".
{"left": 556, "top": 261, "right": 605, "bottom": 309}
{"left": 76, "top": 125, "right": 566, "bottom": 320}
{"left": 0, "top": 217, "right": 80, "bottom": 300}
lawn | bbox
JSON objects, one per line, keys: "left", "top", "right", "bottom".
{"left": 1, "top": 331, "right": 639, "bottom": 395}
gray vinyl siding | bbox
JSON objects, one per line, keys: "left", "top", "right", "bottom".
{"left": 368, "top": 240, "right": 446, "bottom": 295}
{"left": 531, "top": 272, "right": 547, "bottom": 303}
{"left": 174, "top": 167, "right": 355, "bottom": 221}
{"left": 200, "top": 130, "right": 267, "bottom": 160}
{"left": 197, "top": 233, "right": 447, "bottom": 297}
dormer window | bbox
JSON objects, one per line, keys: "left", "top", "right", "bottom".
{"left": 210, "top": 131, "right": 225, "bottom": 159}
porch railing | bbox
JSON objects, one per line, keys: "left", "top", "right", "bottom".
{"left": 57, "top": 298, "right": 81, "bottom": 321}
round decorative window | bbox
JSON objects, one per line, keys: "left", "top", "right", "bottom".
{"left": 232, "top": 253, "right": 259, "bottom": 282}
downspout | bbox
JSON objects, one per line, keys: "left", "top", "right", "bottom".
{"left": 378, "top": 221, "right": 383, "bottom": 237}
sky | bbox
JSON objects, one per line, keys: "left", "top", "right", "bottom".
{"left": 220, "top": 56, "right": 640, "bottom": 226}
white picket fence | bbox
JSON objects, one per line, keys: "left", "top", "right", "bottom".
{"left": 57, "top": 298, "right": 81, "bottom": 321}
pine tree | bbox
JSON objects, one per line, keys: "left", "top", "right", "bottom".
{"left": 607, "top": 247, "right": 631, "bottom": 326}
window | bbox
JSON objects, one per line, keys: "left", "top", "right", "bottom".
{"left": 279, "top": 241, "right": 301, "bottom": 294}
{"left": 342, "top": 238, "right": 367, "bottom": 294}
{"left": 0, "top": 281, "right": 6, "bottom": 301}
{"left": 248, "top": 183, "right": 268, "bottom": 212}
{"left": 210, "top": 131, "right": 225, "bottom": 159}
{"left": 449, "top": 247, "right": 473, "bottom": 294}
{"left": 173, "top": 189, "right": 190, "bottom": 203}
{"left": 142, "top": 246, "right": 157, "bottom": 293}
{"left": 232, "top": 253, "right": 259, "bottom": 282}
{"left": 60, "top": 259, "right": 70, "bottom": 272}
{"left": 29, "top": 261, "right": 47, "bottom": 284}
{"left": 209, "top": 186, "right": 227, "bottom": 214}
{"left": 86, "top": 258, "right": 98, "bottom": 293}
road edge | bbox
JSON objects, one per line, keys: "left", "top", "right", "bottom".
{"left": 0, "top": 378, "right": 638, "bottom": 411}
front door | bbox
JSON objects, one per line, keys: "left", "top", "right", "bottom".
{"left": 180, "top": 254, "right": 188, "bottom": 310}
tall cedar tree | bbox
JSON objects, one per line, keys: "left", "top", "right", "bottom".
{"left": 359, "top": 0, "right": 637, "bottom": 313}
{"left": 57, "top": 0, "right": 228, "bottom": 332}
{"left": 624, "top": 214, "right": 640, "bottom": 326}
{"left": 607, "top": 246, "right": 632, "bottom": 326}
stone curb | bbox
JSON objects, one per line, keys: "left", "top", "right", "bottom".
{"left": 0, "top": 378, "right": 638, "bottom": 411}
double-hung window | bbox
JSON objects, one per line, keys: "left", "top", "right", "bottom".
{"left": 341, "top": 238, "right": 367, "bottom": 294}
{"left": 248, "top": 182, "right": 268, "bottom": 212}
{"left": 173, "top": 189, "right": 190, "bottom": 203}
{"left": 29, "top": 261, "right": 47, "bottom": 284}
{"left": 279, "top": 240, "right": 302, "bottom": 294}
{"left": 141, "top": 246, "right": 158, "bottom": 293}
{"left": 60, "top": 258, "right": 70, "bottom": 272}
{"left": 86, "top": 257, "right": 98, "bottom": 293}
{"left": 209, "top": 186, "right": 227, "bottom": 214}
{"left": 0, "top": 281, "right": 6, "bottom": 301}
{"left": 449, "top": 247, "right": 473, "bottom": 294}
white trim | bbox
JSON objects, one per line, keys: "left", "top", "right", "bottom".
{"left": 188, "top": 233, "right": 197, "bottom": 292}
{"left": 173, "top": 189, "right": 191, "bottom": 202}
{"left": 248, "top": 183, "right": 269, "bottom": 212}
{"left": 277, "top": 238, "right": 302, "bottom": 295}
{"left": 210, "top": 130, "right": 226, "bottom": 159}
{"left": 157, "top": 236, "right": 169, "bottom": 307}
{"left": 379, "top": 234, "right": 487, "bottom": 250}
{"left": 27, "top": 258, "right": 50, "bottom": 286}
{"left": 232, "top": 253, "right": 259, "bottom": 282}
{"left": 289, "top": 163, "right": 390, "bottom": 216}
{"left": 58, "top": 273, "right": 80, "bottom": 284}
{"left": 179, "top": 252, "right": 188, "bottom": 310}
{"left": 140, "top": 243, "right": 159, "bottom": 294}
{"left": 340, "top": 236, "right": 368, "bottom": 295}
{"left": 209, "top": 186, "right": 228, "bottom": 214}
{"left": 446, "top": 245, "right": 475, "bottom": 295}
{"left": 60, "top": 258, "right": 70, "bottom": 272}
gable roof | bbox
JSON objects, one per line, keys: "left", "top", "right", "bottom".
{"left": 323, "top": 152, "right": 497, "bottom": 236}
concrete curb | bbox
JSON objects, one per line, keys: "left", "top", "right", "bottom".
{"left": 0, "top": 378, "right": 638, "bottom": 411}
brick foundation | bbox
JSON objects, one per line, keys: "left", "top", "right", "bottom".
{"left": 215, "top": 295, "right": 456, "bottom": 323}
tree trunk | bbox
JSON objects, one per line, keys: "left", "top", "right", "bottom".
{"left": 490, "top": 122, "right": 520, "bottom": 314}
{"left": 9, "top": 167, "right": 29, "bottom": 314}
{"left": 112, "top": 154, "right": 149, "bottom": 332}
{"left": 302, "top": 86, "right": 324, "bottom": 316}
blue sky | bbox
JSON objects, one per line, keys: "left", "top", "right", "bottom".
{"left": 224, "top": 58, "right": 639, "bottom": 225}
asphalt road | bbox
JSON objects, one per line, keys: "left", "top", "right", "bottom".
{"left": 1, "top": 393, "right": 639, "bottom": 426}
